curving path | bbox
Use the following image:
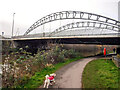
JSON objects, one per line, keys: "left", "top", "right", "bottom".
{"left": 52, "top": 57, "right": 97, "bottom": 88}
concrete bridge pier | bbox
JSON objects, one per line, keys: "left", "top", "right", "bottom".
{"left": 116, "top": 46, "right": 120, "bottom": 55}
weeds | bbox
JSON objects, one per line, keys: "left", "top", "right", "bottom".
{"left": 22, "top": 56, "right": 83, "bottom": 88}
{"left": 2, "top": 44, "right": 82, "bottom": 88}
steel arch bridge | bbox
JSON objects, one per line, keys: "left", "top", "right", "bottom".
{"left": 24, "top": 11, "right": 120, "bottom": 35}
{"left": 49, "top": 21, "right": 119, "bottom": 36}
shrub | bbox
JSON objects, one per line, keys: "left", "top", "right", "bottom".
{"left": 66, "top": 49, "right": 77, "bottom": 58}
{"left": 2, "top": 46, "right": 38, "bottom": 88}
{"left": 117, "top": 54, "right": 120, "bottom": 58}
{"left": 2, "top": 44, "right": 82, "bottom": 88}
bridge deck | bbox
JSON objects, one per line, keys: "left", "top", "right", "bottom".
{"left": 11, "top": 34, "right": 120, "bottom": 41}
{"left": 9, "top": 35, "right": 119, "bottom": 45}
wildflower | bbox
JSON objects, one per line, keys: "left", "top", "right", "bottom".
{"left": 19, "top": 48, "right": 23, "bottom": 51}
{"left": 25, "top": 45, "right": 29, "bottom": 48}
{"left": 5, "top": 57, "right": 8, "bottom": 60}
{"left": 14, "top": 62, "right": 17, "bottom": 66}
{"left": 25, "top": 66, "right": 28, "bottom": 70}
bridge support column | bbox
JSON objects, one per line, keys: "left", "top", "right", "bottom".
{"left": 116, "top": 47, "right": 120, "bottom": 55}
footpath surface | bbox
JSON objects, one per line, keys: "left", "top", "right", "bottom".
{"left": 52, "top": 57, "right": 97, "bottom": 88}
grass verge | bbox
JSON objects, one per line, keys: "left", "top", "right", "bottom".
{"left": 82, "top": 59, "right": 120, "bottom": 88}
{"left": 19, "top": 56, "right": 83, "bottom": 88}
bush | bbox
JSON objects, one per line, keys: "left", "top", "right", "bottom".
{"left": 117, "top": 54, "right": 120, "bottom": 58}
{"left": 2, "top": 44, "right": 82, "bottom": 88}
{"left": 2, "top": 47, "right": 38, "bottom": 88}
{"left": 65, "top": 49, "right": 78, "bottom": 58}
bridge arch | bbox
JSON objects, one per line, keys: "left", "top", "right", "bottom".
{"left": 24, "top": 11, "right": 120, "bottom": 35}
{"left": 49, "top": 21, "right": 119, "bottom": 36}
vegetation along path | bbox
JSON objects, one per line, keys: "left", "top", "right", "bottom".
{"left": 52, "top": 57, "right": 97, "bottom": 88}
{"left": 82, "top": 58, "right": 119, "bottom": 88}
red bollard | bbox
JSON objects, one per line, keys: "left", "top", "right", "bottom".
{"left": 104, "top": 48, "right": 106, "bottom": 56}
{"left": 104, "top": 48, "right": 106, "bottom": 62}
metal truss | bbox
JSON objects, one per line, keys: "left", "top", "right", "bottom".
{"left": 24, "top": 11, "right": 120, "bottom": 35}
{"left": 49, "top": 21, "right": 119, "bottom": 36}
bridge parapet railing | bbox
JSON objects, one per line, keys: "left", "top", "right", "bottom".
{"left": 12, "top": 33, "right": 120, "bottom": 39}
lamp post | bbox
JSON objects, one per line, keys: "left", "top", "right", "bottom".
{"left": 12, "top": 13, "right": 15, "bottom": 37}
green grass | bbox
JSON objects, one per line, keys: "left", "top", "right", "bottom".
{"left": 19, "top": 56, "right": 83, "bottom": 88}
{"left": 82, "top": 59, "right": 120, "bottom": 88}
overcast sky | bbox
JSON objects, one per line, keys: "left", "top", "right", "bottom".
{"left": 0, "top": 0, "right": 119, "bottom": 36}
